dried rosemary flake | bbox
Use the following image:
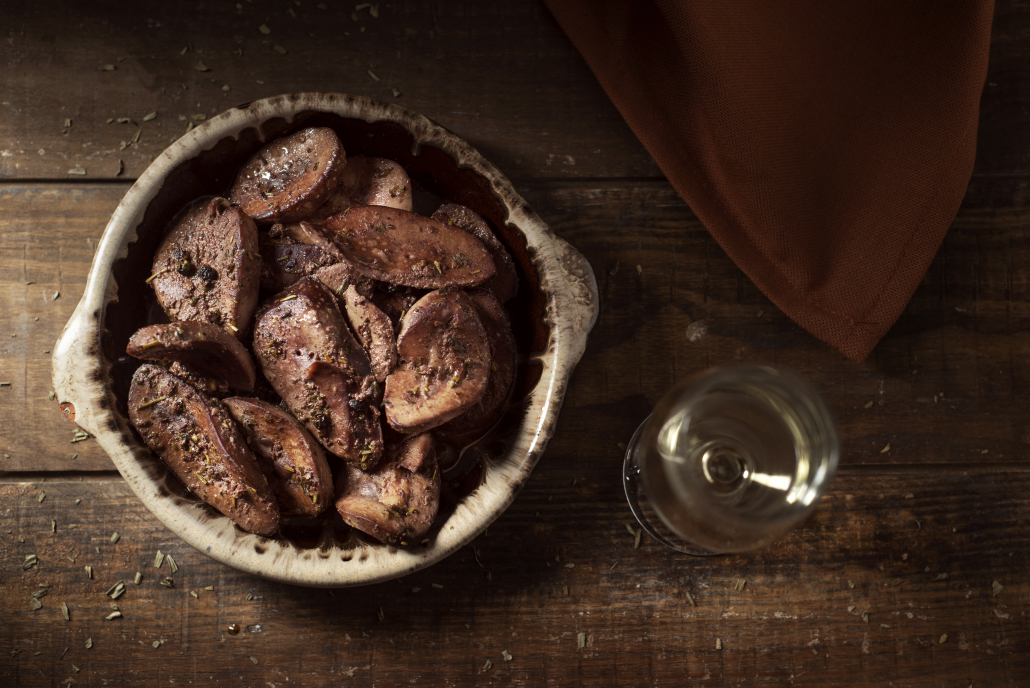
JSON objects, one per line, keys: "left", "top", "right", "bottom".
{"left": 248, "top": 655, "right": 259, "bottom": 664}
{"left": 564, "top": 563, "right": 575, "bottom": 569}
{"left": 110, "top": 532, "right": 120, "bottom": 543}
{"left": 160, "top": 577, "right": 174, "bottom": 588}
{"left": 143, "top": 112, "right": 157, "bottom": 122}
{"left": 138, "top": 396, "right": 167, "bottom": 409}
{"left": 881, "top": 623, "right": 891, "bottom": 629}
{"left": 52, "top": 291, "right": 60, "bottom": 301}
{"left": 992, "top": 580, "right": 1004, "bottom": 596}
{"left": 105, "top": 611, "right": 122, "bottom": 621}
{"left": 861, "top": 612, "right": 869, "bottom": 623}
{"left": 29, "top": 598, "right": 42, "bottom": 611}
{"left": 191, "top": 590, "right": 198, "bottom": 598}
{"left": 368, "top": 70, "right": 380, "bottom": 81}
{"left": 259, "top": 23, "right": 271, "bottom": 34}
{"left": 48, "top": 391, "right": 55, "bottom": 400}
{"left": 734, "top": 579, "right": 746, "bottom": 592}
{"left": 483, "top": 659, "right": 492, "bottom": 671}
{"left": 246, "top": 593, "right": 253, "bottom": 600}
{"left": 685, "top": 591, "right": 696, "bottom": 607}
{"left": 37, "top": 491, "right": 46, "bottom": 503}
{"left": 204, "top": 586, "right": 213, "bottom": 591}
{"left": 0, "top": 382, "right": 9, "bottom": 386}
{"left": 377, "top": 606, "right": 385, "bottom": 621}
{"left": 51, "top": 519, "right": 56, "bottom": 532}
{"left": 153, "top": 640, "right": 161, "bottom": 649}
{"left": 431, "top": 583, "right": 443, "bottom": 589}
{"left": 72, "top": 665, "right": 80, "bottom": 672}
{"left": 100, "top": 64, "right": 116, "bottom": 71}
{"left": 392, "top": 89, "right": 401, "bottom": 98}
{"left": 273, "top": 45, "right": 288, "bottom": 55}
{"left": 62, "top": 602, "right": 70, "bottom": 620}
{"left": 633, "top": 529, "right": 642, "bottom": 549}
{"left": 625, "top": 523, "right": 635, "bottom": 537}
{"left": 85, "top": 566, "right": 93, "bottom": 579}
{"left": 577, "top": 632, "right": 586, "bottom": 649}
{"left": 280, "top": 294, "right": 298, "bottom": 302}
{"left": 939, "top": 634, "right": 948, "bottom": 644}
{"left": 167, "top": 555, "right": 178, "bottom": 573}
{"left": 880, "top": 442, "right": 891, "bottom": 453}
{"left": 563, "top": 586, "right": 569, "bottom": 596}
{"left": 864, "top": 401, "right": 874, "bottom": 409}
{"left": 135, "top": 572, "right": 142, "bottom": 585}
{"left": 195, "top": 60, "right": 210, "bottom": 72}
{"left": 715, "top": 638, "right": 722, "bottom": 650}
{"left": 85, "top": 637, "right": 93, "bottom": 649}
{"left": 131, "top": 129, "right": 141, "bottom": 144}
{"left": 501, "top": 650, "right": 513, "bottom": 662}
{"left": 154, "top": 550, "right": 165, "bottom": 568}
{"left": 222, "top": 84, "right": 230, "bottom": 91}
{"left": 609, "top": 260, "right": 620, "bottom": 276}
{"left": 848, "top": 580, "right": 855, "bottom": 589}
{"left": 66, "top": 168, "right": 87, "bottom": 179}
{"left": 10, "top": 650, "right": 21, "bottom": 658}
{"left": 23, "top": 554, "right": 38, "bottom": 570}
{"left": 74, "top": 498, "right": 81, "bottom": 505}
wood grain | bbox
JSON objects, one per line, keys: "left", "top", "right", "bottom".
{"left": 0, "top": 0, "right": 659, "bottom": 182}
{"left": 0, "top": 470, "right": 1026, "bottom": 687}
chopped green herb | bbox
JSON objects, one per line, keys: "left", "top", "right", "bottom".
{"left": 143, "top": 112, "right": 157, "bottom": 122}
{"left": 37, "top": 491, "right": 45, "bottom": 503}
{"left": 993, "top": 580, "right": 1004, "bottom": 596}
{"left": 85, "top": 565, "right": 92, "bottom": 579}
{"left": 134, "top": 572, "right": 142, "bottom": 585}
{"left": 154, "top": 550, "right": 165, "bottom": 568}
{"left": 62, "top": 602, "right": 70, "bottom": 620}
{"left": 501, "top": 650, "right": 513, "bottom": 662}
{"left": 248, "top": 655, "right": 259, "bottom": 664}
{"left": 190, "top": 590, "right": 198, "bottom": 599}
{"left": 715, "top": 638, "right": 722, "bottom": 650}
{"left": 940, "top": 634, "right": 948, "bottom": 644}
{"left": 153, "top": 640, "right": 161, "bottom": 649}
{"left": 577, "top": 632, "right": 586, "bottom": 649}
{"left": 105, "top": 611, "right": 122, "bottom": 620}
{"left": 22, "top": 554, "right": 38, "bottom": 570}
{"left": 110, "top": 532, "right": 120, "bottom": 544}
{"left": 167, "top": 555, "right": 178, "bottom": 574}
{"left": 160, "top": 577, "right": 174, "bottom": 588}
{"left": 685, "top": 591, "right": 696, "bottom": 607}
{"left": 85, "top": 637, "right": 93, "bottom": 649}
{"left": 483, "top": 659, "right": 492, "bottom": 671}
{"left": 28, "top": 598, "right": 42, "bottom": 611}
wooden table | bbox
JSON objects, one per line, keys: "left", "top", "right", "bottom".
{"left": 1, "top": 2, "right": 1027, "bottom": 685}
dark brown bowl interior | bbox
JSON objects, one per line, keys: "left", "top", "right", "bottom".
{"left": 101, "top": 110, "right": 550, "bottom": 545}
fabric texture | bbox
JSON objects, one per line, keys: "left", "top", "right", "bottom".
{"left": 544, "top": 0, "right": 995, "bottom": 361}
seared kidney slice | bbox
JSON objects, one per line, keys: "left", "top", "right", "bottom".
{"left": 252, "top": 277, "right": 383, "bottom": 467}
{"left": 340, "top": 285, "right": 397, "bottom": 383}
{"left": 150, "top": 197, "right": 261, "bottom": 336}
{"left": 258, "top": 231, "right": 334, "bottom": 292}
{"left": 432, "top": 204, "right": 518, "bottom": 303}
{"left": 313, "top": 261, "right": 376, "bottom": 301}
{"left": 323, "top": 206, "right": 495, "bottom": 289}
{"left": 223, "top": 397, "right": 334, "bottom": 517}
{"left": 434, "top": 290, "right": 517, "bottom": 444}
{"left": 334, "top": 433, "right": 441, "bottom": 546}
{"left": 383, "top": 289, "right": 490, "bottom": 434}
{"left": 126, "top": 322, "right": 257, "bottom": 392}
{"left": 230, "top": 127, "right": 346, "bottom": 223}
{"left": 308, "top": 155, "right": 413, "bottom": 221}
{"left": 370, "top": 285, "right": 421, "bottom": 333}
{"left": 128, "top": 364, "right": 279, "bottom": 536}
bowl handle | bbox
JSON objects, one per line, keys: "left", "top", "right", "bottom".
{"left": 51, "top": 292, "right": 106, "bottom": 437}
{"left": 548, "top": 234, "right": 599, "bottom": 366}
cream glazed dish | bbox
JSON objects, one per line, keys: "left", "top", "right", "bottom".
{"left": 51, "top": 93, "right": 598, "bottom": 587}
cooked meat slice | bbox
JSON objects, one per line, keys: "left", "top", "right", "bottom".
{"left": 323, "top": 206, "right": 495, "bottom": 289}
{"left": 370, "top": 285, "right": 421, "bottom": 333}
{"left": 150, "top": 197, "right": 261, "bottom": 336}
{"left": 229, "top": 127, "right": 346, "bottom": 223}
{"left": 313, "top": 261, "right": 376, "bottom": 301}
{"left": 341, "top": 285, "right": 397, "bottom": 382}
{"left": 224, "top": 397, "right": 334, "bottom": 517}
{"left": 126, "top": 322, "right": 257, "bottom": 392}
{"left": 434, "top": 290, "right": 517, "bottom": 444}
{"left": 432, "top": 204, "right": 518, "bottom": 303}
{"left": 334, "top": 433, "right": 441, "bottom": 546}
{"left": 128, "top": 364, "right": 279, "bottom": 536}
{"left": 307, "top": 361, "right": 383, "bottom": 470}
{"left": 276, "top": 220, "right": 346, "bottom": 262}
{"left": 251, "top": 277, "right": 382, "bottom": 466}
{"left": 258, "top": 231, "right": 335, "bottom": 292}
{"left": 308, "top": 155, "right": 413, "bottom": 221}
{"left": 166, "top": 361, "right": 230, "bottom": 398}
{"left": 383, "top": 289, "right": 491, "bottom": 434}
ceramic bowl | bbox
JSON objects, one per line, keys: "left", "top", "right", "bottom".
{"left": 51, "top": 93, "right": 598, "bottom": 587}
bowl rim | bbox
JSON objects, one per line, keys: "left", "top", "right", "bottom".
{"left": 51, "top": 92, "right": 598, "bottom": 587}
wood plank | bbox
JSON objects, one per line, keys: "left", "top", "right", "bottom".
{"left": 0, "top": 0, "right": 659, "bottom": 181}
{"left": 4, "top": 174, "right": 1030, "bottom": 472}
{"left": 0, "top": 469, "right": 1027, "bottom": 686}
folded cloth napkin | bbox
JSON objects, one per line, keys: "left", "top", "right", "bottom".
{"left": 544, "top": 0, "right": 994, "bottom": 361}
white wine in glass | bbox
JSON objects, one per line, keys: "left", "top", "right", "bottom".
{"left": 623, "top": 365, "right": 839, "bottom": 554}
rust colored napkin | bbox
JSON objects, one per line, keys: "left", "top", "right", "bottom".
{"left": 544, "top": 0, "right": 994, "bottom": 361}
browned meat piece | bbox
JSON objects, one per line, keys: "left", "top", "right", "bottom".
{"left": 223, "top": 397, "right": 334, "bottom": 517}
{"left": 128, "top": 364, "right": 279, "bottom": 536}
{"left": 126, "top": 322, "right": 256, "bottom": 392}
{"left": 340, "top": 285, "right": 397, "bottom": 383}
{"left": 150, "top": 197, "right": 261, "bottom": 336}
{"left": 167, "top": 361, "right": 230, "bottom": 398}
{"left": 334, "top": 433, "right": 441, "bottom": 546}
{"left": 308, "top": 155, "right": 413, "bottom": 222}
{"left": 432, "top": 204, "right": 518, "bottom": 303}
{"left": 258, "top": 230, "right": 335, "bottom": 292}
{"left": 251, "top": 277, "right": 383, "bottom": 467}
{"left": 322, "top": 206, "right": 495, "bottom": 289}
{"left": 370, "top": 285, "right": 421, "bottom": 333}
{"left": 383, "top": 290, "right": 491, "bottom": 434}
{"left": 313, "top": 261, "right": 376, "bottom": 301}
{"left": 229, "top": 127, "right": 346, "bottom": 223}
{"left": 434, "top": 290, "right": 517, "bottom": 444}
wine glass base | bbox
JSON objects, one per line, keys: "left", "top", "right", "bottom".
{"left": 623, "top": 417, "right": 720, "bottom": 556}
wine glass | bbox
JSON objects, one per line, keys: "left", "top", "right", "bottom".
{"left": 623, "top": 364, "right": 839, "bottom": 555}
